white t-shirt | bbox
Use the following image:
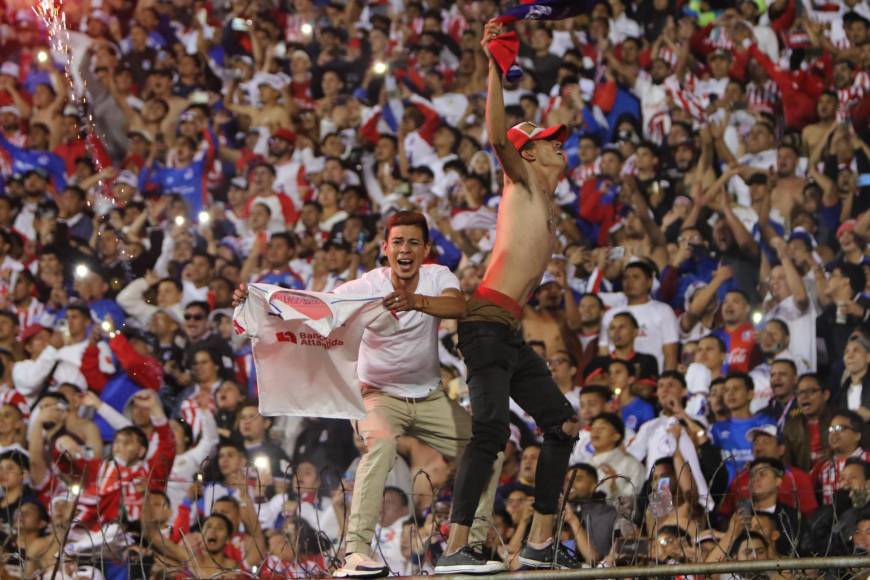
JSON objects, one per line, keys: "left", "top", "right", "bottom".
{"left": 848, "top": 383, "right": 862, "bottom": 412}
{"left": 762, "top": 295, "right": 817, "bottom": 372}
{"left": 335, "top": 265, "right": 460, "bottom": 398}
{"left": 599, "top": 298, "right": 680, "bottom": 371}
{"left": 564, "top": 386, "right": 581, "bottom": 414}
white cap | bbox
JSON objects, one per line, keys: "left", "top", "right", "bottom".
{"left": 255, "top": 73, "right": 286, "bottom": 91}
{"left": 0, "top": 62, "right": 19, "bottom": 78}
{"left": 114, "top": 170, "right": 139, "bottom": 188}
{"left": 538, "top": 271, "right": 561, "bottom": 288}
{"left": 746, "top": 424, "right": 779, "bottom": 442}
{"left": 90, "top": 9, "right": 111, "bottom": 24}
{"left": 0, "top": 105, "right": 21, "bottom": 117}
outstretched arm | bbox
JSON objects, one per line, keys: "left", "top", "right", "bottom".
{"left": 483, "top": 20, "right": 529, "bottom": 187}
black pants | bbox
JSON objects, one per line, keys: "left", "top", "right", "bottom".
{"left": 450, "top": 321, "right": 577, "bottom": 526}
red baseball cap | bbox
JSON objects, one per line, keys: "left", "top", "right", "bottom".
{"left": 507, "top": 122, "right": 568, "bottom": 151}
{"left": 271, "top": 127, "right": 296, "bottom": 143}
{"left": 837, "top": 219, "right": 856, "bottom": 239}
{"left": 21, "top": 324, "right": 48, "bottom": 343}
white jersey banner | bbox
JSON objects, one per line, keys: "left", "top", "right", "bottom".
{"left": 233, "top": 284, "right": 399, "bottom": 420}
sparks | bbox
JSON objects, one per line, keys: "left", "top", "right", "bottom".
{"left": 32, "top": 0, "right": 110, "bottom": 192}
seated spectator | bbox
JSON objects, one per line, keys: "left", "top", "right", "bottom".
{"left": 237, "top": 400, "right": 290, "bottom": 480}
{"left": 629, "top": 372, "right": 714, "bottom": 508}
{"left": 564, "top": 463, "right": 615, "bottom": 561}
{"left": 811, "top": 410, "right": 870, "bottom": 506}
{"left": 715, "top": 458, "right": 805, "bottom": 560}
{"left": 719, "top": 425, "right": 818, "bottom": 520}
{"left": 548, "top": 350, "right": 581, "bottom": 413}
{"left": 498, "top": 443, "right": 539, "bottom": 499}
{"left": 569, "top": 384, "right": 615, "bottom": 465}
{"left": 0, "top": 449, "right": 37, "bottom": 530}
{"left": 588, "top": 412, "right": 645, "bottom": 499}
{"left": 804, "top": 458, "right": 870, "bottom": 556}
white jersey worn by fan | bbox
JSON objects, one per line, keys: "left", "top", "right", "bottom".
{"left": 334, "top": 265, "right": 460, "bottom": 399}
{"left": 598, "top": 298, "right": 679, "bottom": 372}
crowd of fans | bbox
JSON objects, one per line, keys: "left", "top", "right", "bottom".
{"left": 0, "top": 0, "right": 868, "bottom": 576}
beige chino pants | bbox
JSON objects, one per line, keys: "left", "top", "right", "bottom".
{"left": 345, "top": 386, "right": 502, "bottom": 555}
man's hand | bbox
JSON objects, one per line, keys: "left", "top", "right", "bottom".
{"left": 232, "top": 283, "right": 248, "bottom": 307}
{"left": 770, "top": 236, "right": 787, "bottom": 259}
{"left": 713, "top": 264, "right": 734, "bottom": 283}
{"left": 49, "top": 332, "right": 65, "bottom": 350}
{"left": 480, "top": 19, "right": 503, "bottom": 60}
{"left": 666, "top": 420, "right": 682, "bottom": 441}
{"left": 143, "top": 270, "right": 160, "bottom": 287}
{"left": 562, "top": 502, "right": 579, "bottom": 527}
{"left": 384, "top": 289, "right": 419, "bottom": 312}
{"left": 81, "top": 390, "right": 102, "bottom": 409}
{"left": 134, "top": 390, "right": 165, "bottom": 419}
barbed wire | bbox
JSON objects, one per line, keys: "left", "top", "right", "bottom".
{"left": 3, "top": 436, "right": 868, "bottom": 579}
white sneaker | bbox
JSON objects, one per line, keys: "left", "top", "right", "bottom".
{"left": 334, "top": 553, "right": 390, "bottom": 578}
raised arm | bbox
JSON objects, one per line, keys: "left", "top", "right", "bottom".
{"left": 482, "top": 20, "right": 529, "bottom": 187}
{"left": 720, "top": 189, "right": 759, "bottom": 259}
{"left": 772, "top": 238, "right": 810, "bottom": 312}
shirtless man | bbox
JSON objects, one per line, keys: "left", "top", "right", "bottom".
{"left": 801, "top": 92, "right": 838, "bottom": 162}
{"left": 434, "top": 20, "right": 582, "bottom": 574}
{"left": 522, "top": 274, "right": 577, "bottom": 357}
{"left": 145, "top": 513, "right": 242, "bottom": 578}
{"left": 770, "top": 143, "right": 806, "bottom": 224}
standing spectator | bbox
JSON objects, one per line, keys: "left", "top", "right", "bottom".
{"left": 763, "top": 239, "right": 817, "bottom": 372}
{"left": 759, "top": 359, "right": 799, "bottom": 428}
{"left": 711, "top": 373, "right": 775, "bottom": 483}
{"left": 784, "top": 374, "right": 835, "bottom": 472}
{"left": 834, "top": 336, "right": 870, "bottom": 419}
{"left": 522, "top": 275, "right": 578, "bottom": 358}
{"left": 599, "top": 261, "right": 679, "bottom": 371}
{"left": 712, "top": 290, "right": 762, "bottom": 374}
{"left": 603, "top": 312, "right": 660, "bottom": 381}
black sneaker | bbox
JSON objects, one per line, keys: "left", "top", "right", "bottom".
{"left": 434, "top": 546, "right": 506, "bottom": 575}
{"left": 518, "top": 541, "right": 581, "bottom": 569}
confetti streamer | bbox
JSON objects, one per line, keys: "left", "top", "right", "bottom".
{"left": 32, "top": 0, "right": 109, "bottom": 201}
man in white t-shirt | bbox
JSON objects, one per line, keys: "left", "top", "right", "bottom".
{"left": 325, "top": 211, "right": 502, "bottom": 578}
{"left": 598, "top": 261, "right": 680, "bottom": 372}
{"left": 234, "top": 213, "right": 501, "bottom": 578}
{"left": 761, "top": 239, "right": 817, "bottom": 372}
